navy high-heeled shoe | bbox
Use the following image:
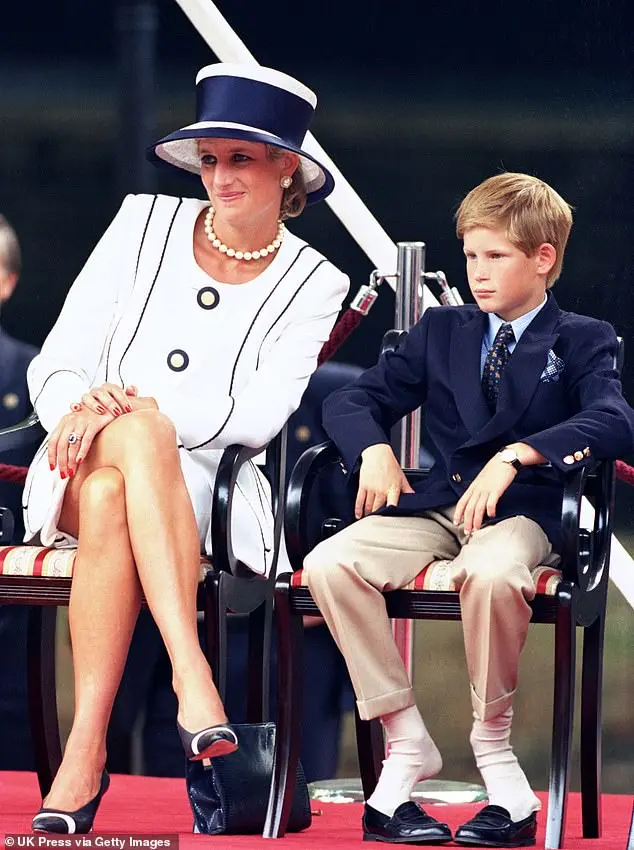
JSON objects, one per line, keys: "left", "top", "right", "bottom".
{"left": 177, "top": 721, "right": 238, "bottom": 761}
{"left": 32, "top": 771, "right": 110, "bottom": 834}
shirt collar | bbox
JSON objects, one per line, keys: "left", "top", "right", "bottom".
{"left": 486, "top": 294, "right": 548, "bottom": 347}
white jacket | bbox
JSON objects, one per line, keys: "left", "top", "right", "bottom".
{"left": 24, "top": 193, "right": 350, "bottom": 575}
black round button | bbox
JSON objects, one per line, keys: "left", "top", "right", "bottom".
{"left": 197, "top": 286, "right": 220, "bottom": 310}
{"left": 167, "top": 349, "right": 189, "bottom": 372}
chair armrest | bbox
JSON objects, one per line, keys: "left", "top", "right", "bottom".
{"left": 285, "top": 443, "right": 433, "bottom": 571}
{"left": 0, "top": 507, "right": 15, "bottom": 544}
{"left": 558, "top": 459, "right": 615, "bottom": 594}
{"left": 380, "top": 329, "right": 408, "bottom": 356}
{"left": 403, "top": 468, "right": 432, "bottom": 484}
{"left": 285, "top": 440, "right": 345, "bottom": 571}
{"left": 210, "top": 425, "right": 288, "bottom": 580}
{"left": 0, "top": 412, "right": 45, "bottom": 455}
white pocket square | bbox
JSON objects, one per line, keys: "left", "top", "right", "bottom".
{"left": 540, "top": 349, "right": 565, "bottom": 382}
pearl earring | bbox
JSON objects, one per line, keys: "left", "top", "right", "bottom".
{"left": 280, "top": 175, "right": 292, "bottom": 189}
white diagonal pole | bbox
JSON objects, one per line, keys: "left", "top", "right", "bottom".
{"left": 173, "top": 0, "right": 634, "bottom": 614}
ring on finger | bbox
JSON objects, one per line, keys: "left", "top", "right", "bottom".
{"left": 67, "top": 432, "right": 82, "bottom": 444}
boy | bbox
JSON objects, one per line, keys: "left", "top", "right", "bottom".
{"left": 304, "top": 173, "right": 634, "bottom": 846}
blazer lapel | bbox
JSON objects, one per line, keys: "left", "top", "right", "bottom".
{"left": 462, "top": 293, "right": 561, "bottom": 447}
{"left": 450, "top": 311, "right": 491, "bottom": 437}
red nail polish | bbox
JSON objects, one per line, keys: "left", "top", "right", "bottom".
{"left": 60, "top": 472, "right": 66, "bottom": 479}
{"left": 125, "top": 406, "right": 133, "bottom": 413}
{"left": 69, "top": 469, "right": 75, "bottom": 478}
{"left": 113, "top": 408, "right": 121, "bottom": 416}
{"left": 49, "top": 463, "right": 55, "bottom": 471}
{"left": 97, "top": 405, "right": 106, "bottom": 415}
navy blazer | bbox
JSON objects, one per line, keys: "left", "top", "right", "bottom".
{"left": 0, "top": 327, "right": 39, "bottom": 540}
{"left": 322, "top": 294, "right": 634, "bottom": 550}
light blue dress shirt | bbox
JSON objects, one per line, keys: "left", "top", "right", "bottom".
{"left": 480, "top": 296, "right": 547, "bottom": 376}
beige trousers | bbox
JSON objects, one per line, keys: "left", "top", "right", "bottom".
{"left": 304, "top": 506, "right": 557, "bottom": 722}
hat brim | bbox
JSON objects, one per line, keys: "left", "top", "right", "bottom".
{"left": 147, "top": 124, "right": 334, "bottom": 205}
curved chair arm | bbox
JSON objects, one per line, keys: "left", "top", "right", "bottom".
{"left": 284, "top": 443, "right": 434, "bottom": 571}
{"left": 558, "top": 459, "right": 614, "bottom": 601}
{"left": 285, "top": 440, "right": 343, "bottom": 571}
{"left": 0, "top": 412, "right": 46, "bottom": 454}
{"left": 211, "top": 425, "right": 288, "bottom": 584}
{"left": 380, "top": 329, "right": 408, "bottom": 356}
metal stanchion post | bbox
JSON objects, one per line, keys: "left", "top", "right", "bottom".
{"left": 392, "top": 242, "right": 425, "bottom": 678}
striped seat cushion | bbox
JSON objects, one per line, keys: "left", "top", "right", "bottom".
{"left": 291, "top": 561, "right": 563, "bottom": 596}
{"left": 0, "top": 545, "right": 212, "bottom": 580}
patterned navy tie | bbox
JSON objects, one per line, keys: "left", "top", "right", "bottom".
{"left": 482, "top": 322, "right": 515, "bottom": 410}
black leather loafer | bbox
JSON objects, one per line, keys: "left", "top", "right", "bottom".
{"left": 454, "top": 804, "right": 537, "bottom": 847}
{"left": 362, "top": 801, "right": 452, "bottom": 844}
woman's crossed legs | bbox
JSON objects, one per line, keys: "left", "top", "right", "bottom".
{"left": 44, "top": 409, "right": 223, "bottom": 810}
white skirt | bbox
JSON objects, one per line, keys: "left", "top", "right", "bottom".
{"left": 22, "top": 443, "right": 276, "bottom": 577}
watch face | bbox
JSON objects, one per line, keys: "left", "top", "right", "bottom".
{"left": 500, "top": 448, "right": 517, "bottom": 463}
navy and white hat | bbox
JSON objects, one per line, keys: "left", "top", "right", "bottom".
{"left": 147, "top": 63, "right": 334, "bottom": 205}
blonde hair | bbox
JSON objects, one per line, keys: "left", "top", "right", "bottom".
{"left": 455, "top": 172, "right": 573, "bottom": 286}
{"left": 266, "top": 145, "right": 307, "bottom": 219}
{"left": 0, "top": 214, "right": 21, "bottom": 277}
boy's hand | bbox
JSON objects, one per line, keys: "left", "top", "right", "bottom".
{"left": 453, "top": 455, "right": 517, "bottom": 535}
{"left": 355, "top": 443, "right": 415, "bottom": 519}
{"left": 453, "top": 442, "right": 547, "bottom": 535}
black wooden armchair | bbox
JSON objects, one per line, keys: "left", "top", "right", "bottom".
{"left": 0, "top": 413, "right": 286, "bottom": 797}
{"left": 265, "top": 333, "right": 621, "bottom": 850}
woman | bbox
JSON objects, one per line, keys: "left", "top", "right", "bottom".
{"left": 26, "top": 62, "right": 349, "bottom": 834}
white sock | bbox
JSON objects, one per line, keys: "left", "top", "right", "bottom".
{"left": 366, "top": 705, "right": 442, "bottom": 817}
{"left": 470, "top": 708, "right": 541, "bottom": 822}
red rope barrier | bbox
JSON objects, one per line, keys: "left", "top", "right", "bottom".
{"left": 317, "top": 308, "right": 363, "bottom": 366}
{"left": 0, "top": 463, "right": 28, "bottom": 484}
{"left": 616, "top": 460, "right": 634, "bottom": 487}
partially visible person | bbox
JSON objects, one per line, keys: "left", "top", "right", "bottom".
{"left": 304, "top": 173, "right": 634, "bottom": 846}
{"left": 0, "top": 213, "right": 39, "bottom": 770}
{"left": 24, "top": 63, "right": 348, "bottom": 835}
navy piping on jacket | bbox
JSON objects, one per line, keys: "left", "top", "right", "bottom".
{"left": 105, "top": 195, "right": 158, "bottom": 383}
{"left": 117, "top": 197, "right": 183, "bottom": 385}
{"left": 255, "top": 259, "right": 327, "bottom": 370}
{"left": 186, "top": 246, "right": 320, "bottom": 451}
{"left": 228, "top": 245, "right": 310, "bottom": 395}
{"left": 32, "top": 368, "right": 90, "bottom": 409}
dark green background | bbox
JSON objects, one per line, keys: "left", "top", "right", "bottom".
{"left": 1, "top": 0, "right": 632, "bottom": 792}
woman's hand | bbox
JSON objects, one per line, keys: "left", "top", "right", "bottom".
{"left": 126, "top": 394, "right": 159, "bottom": 412}
{"left": 48, "top": 408, "right": 116, "bottom": 479}
{"left": 76, "top": 382, "right": 137, "bottom": 417}
{"left": 355, "top": 443, "right": 415, "bottom": 519}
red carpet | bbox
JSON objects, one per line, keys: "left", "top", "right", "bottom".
{"left": 0, "top": 772, "right": 631, "bottom": 849}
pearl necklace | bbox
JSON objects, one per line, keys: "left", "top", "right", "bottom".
{"left": 204, "top": 207, "right": 285, "bottom": 261}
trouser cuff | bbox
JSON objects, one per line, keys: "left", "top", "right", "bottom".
{"left": 356, "top": 687, "right": 415, "bottom": 721}
{"left": 470, "top": 684, "right": 516, "bottom": 721}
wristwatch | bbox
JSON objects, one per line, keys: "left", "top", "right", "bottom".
{"left": 498, "top": 447, "right": 522, "bottom": 471}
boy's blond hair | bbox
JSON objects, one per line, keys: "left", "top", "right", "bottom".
{"left": 455, "top": 172, "right": 573, "bottom": 286}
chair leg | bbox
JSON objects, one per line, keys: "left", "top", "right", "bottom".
{"left": 263, "top": 584, "right": 303, "bottom": 838}
{"left": 579, "top": 613, "right": 605, "bottom": 838}
{"left": 246, "top": 597, "right": 273, "bottom": 723}
{"left": 27, "top": 606, "right": 62, "bottom": 798}
{"left": 355, "top": 708, "right": 383, "bottom": 800}
{"left": 545, "top": 592, "right": 576, "bottom": 850}
{"left": 203, "top": 573, "right": 228, "bottom": 703}
{"left": 627, "top": 799, "right": 634, "bottom": 850}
